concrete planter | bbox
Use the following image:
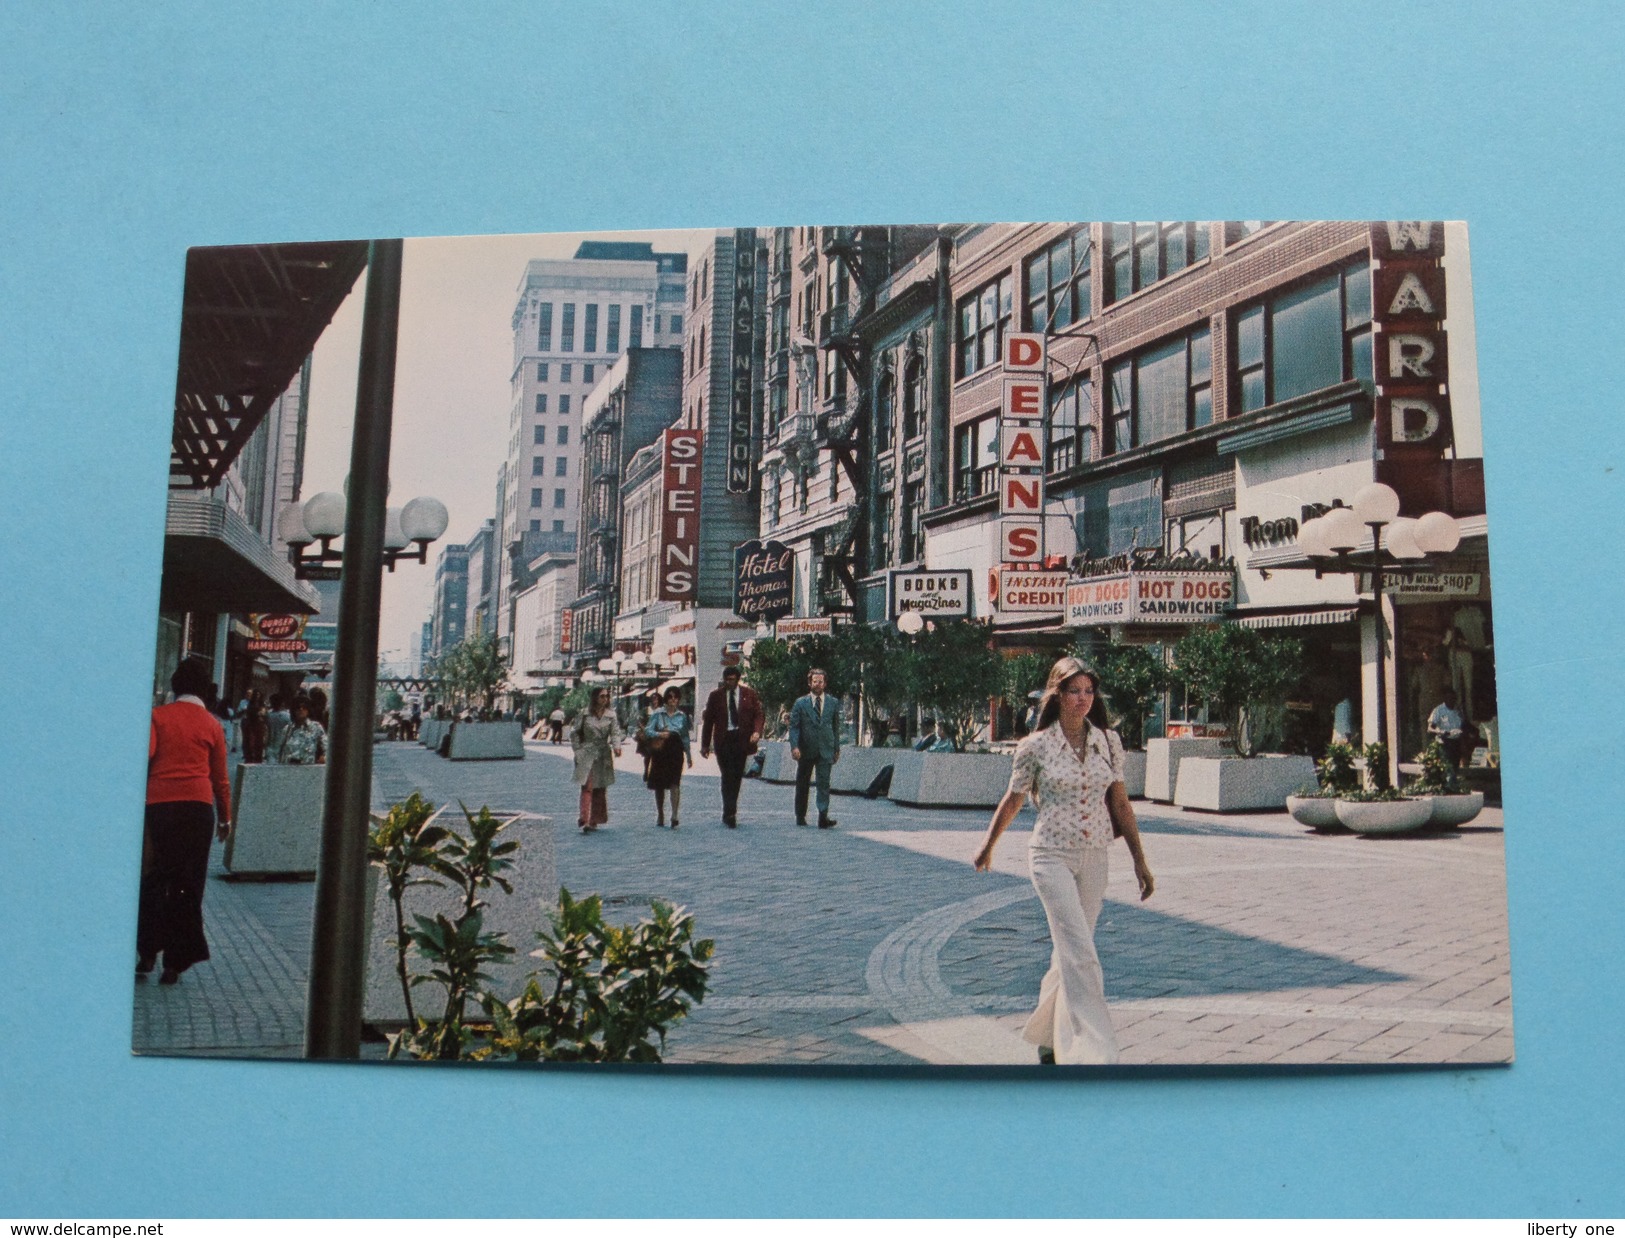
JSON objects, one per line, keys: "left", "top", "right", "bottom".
{"left": 1121, "top": 749, "right": 1147, "bottom": 799}
{"left": 1333, "top": 797, "right": 1432, "bottom": 835}
{"left": 1285, "top": 793, "right": 1343, "bottom": 831}
{"left": 756, "top": 740, "right": 796, "bottom": 783}
{"left": 445, "top": 720, "right": 526, "bottom": 760}
{"left": 1173, "top": 754, "right": 1318, "bottom": 812}
{"left": 888, "top": 750, "right": 1013, "bottom": 809}
{"left": 223, "top": 763, "right": 325, "bottom": 877}
{"left": 1144, "top": 738, "right": 1228, "bottom": 802}
{"left": 830, "top": 747, "right": 898, "bottom": 795}
{"left": 1423, "top": 791, "right": 1486, "bottom": 829}
{"left": 418, "top": 719, "right": 447, "bottom": 750}
{"left": 363, "top": 809, "right": 557, "bottom": 1027}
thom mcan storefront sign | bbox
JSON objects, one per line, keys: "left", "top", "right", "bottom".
{"left": 1066, "top": 570, "right": 1234, "bottom": 626}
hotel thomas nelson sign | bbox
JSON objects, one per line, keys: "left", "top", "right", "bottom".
{"left": 733, "top": 538, "right": 794, "bottom": 622}
{"left": 658, "top": 426, "right": 703, "bottom": 601}
{"left": 726, "top": 228, "right": 757, "bottom": 494}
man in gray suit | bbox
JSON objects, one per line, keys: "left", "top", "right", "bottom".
{"left": 787, "top": 667, "right": 842, "bottom": 828}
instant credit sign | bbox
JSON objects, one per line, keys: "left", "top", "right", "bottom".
{"left": 1065, "top": 571, "right": 1234, "bottom": 626}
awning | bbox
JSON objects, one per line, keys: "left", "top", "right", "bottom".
{"left": 171, "top": 241, "right": 369, "bottom": 490}
{"left": 161, "top": 493, "right": 322, "bottom": 615}
{"left": 658, "top": 675, "right": 695, "bottom": 694}
{"left": 1230, "top": 606, "right": 1359, "bottom": 629}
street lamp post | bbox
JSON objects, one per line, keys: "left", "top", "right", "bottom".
{"left": 1293, "top": 482, "right": 1461, "bottom": 785}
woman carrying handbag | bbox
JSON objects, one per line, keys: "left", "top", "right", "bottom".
{"left": 973, "top": 656, "right": 1154, "bottom": 1065}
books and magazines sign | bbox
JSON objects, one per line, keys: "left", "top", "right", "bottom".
{"left": 1065, "top": 571, "right": 1233, "bottom": 625}
{"left": 889, "top": 570, "right": 972, "bottom": 618}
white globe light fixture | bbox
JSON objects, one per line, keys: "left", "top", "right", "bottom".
{"left": 302, "top": 491, "right": 348, "bottom": 539}
{"left": 1351, "top": 482, "right": 1402, "bottom": 525}
{"left": 382, "top": 506, "right": 410, "bottom": 553}
{"left": 1294, "top": 515, "right": 1332, "bottom": 559}
{"left": 286, "top": 483, "right": 449, "bottom": 577}
{"left": 897, "top": 610, "right": 925, "bottom": 635}
{"left": 1414, "top": 510, "right": 1462, "bottom": 555}
{"left": 1321, "top": 506, "right": 1365, "bottom": 555}
{"left": 278, "top": 500, "right": 313, "bottom": 548}
{"left": 400, "top": 496, "right": 449, "bottom": 543}
{"left": 1385, "top": 517, "right": 1424, "bottom": 560}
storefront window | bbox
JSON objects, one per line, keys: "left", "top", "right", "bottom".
{"left": 1233, "top": 259, "right": 1373, "bottom": 413}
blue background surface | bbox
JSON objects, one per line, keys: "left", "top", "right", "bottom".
{"left": 3, "top": 1, "right": 1621, "bottom": 1218}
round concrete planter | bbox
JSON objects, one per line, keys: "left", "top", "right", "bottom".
{"left": 1423, "top": 790, "right": 1485, "bottom": 829}
{"left": 1285, "top": 794, "right": 1343, "bottom": 831}
{"left": 1333, "top": 797, "right": 1432, "bottom": 835}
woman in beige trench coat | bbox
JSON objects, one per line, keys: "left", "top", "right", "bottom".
{"left": 570, "top": 686, "right": 625, "bottom": 833}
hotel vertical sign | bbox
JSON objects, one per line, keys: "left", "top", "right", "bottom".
{"left": 727, "top": 228, "right": 757, "bottom": 494}
{"left": 658, "top": 427, "right": 703, "bottom": 600}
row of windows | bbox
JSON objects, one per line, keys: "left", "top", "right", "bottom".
{"left": 534, "top": 394, "right": 571, "bottom": 415}
{"left": 950, "top": 256, "right": 1375, "bottom": 499}
{"left": 535, "top": 303, "right": 664, "bottom": 352}
{"left": 533, "top": 424, "right": 570, "bottom": 445}
{"left": 527, "top": 518, "right": 567, "bottom": 533}
{"left": 529, "top": 487, "right": 570, "bottom": 509}
{"left": 535, "top": 362, "right": 597, "bottom": 384}
{"left": 531, "top": 455, "right": 571, "bottom": 477}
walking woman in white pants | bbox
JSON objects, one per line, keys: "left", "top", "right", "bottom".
{"left": 973, "top": 656, "right": 1155, "bottom": 1064}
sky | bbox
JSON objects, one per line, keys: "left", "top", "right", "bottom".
{"left": 299, "top": 227, "right": 715, "bottom": 667}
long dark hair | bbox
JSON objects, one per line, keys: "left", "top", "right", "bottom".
{"left": 1033, "top": 656, "right": 1112, "bottom": 732}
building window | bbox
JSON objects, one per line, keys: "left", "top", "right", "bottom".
{"left": 630, "top": 304, "right": 644, "bottom": 348}
{"left": 822, "top": 346, "right": 847, "bottom": 404}
{"left": 560, "top": 395, "right": 570, "bottom": 416}
{"left": 555, "top": 456, "right": 568, "bottom": 476}
{"left": 875, "top": 361, "right": 895, "bottom": 452}
{"left": 553, "top": 519, "right": 565, "bottom": 533}
{"left": 560, "top": 363, "right": 572, "bottom": 383}
{"left": 875, "top": 489, "right": 895, "bottom": 569}
{"left": 532, "top": 457, "right": 546, "bottom": 475}
{"left": 561, "top": 303, "right": 576, "bottom": 352}
{"left": 1166, "top": 511, "right": 1228, "bottom": 561}
{"left": 1106, "top": 326, "right": 1212, "bottom": 454}
{"left": 584, "top": 304, "right": 599, "bottom": 352}
{"left": 765, "top": 472, "right": 779, "bottom": 529}
{"left": 537, "top": 362, "right": 548, "bottom": 382}
{"left": 537, "top": 303, "right": 552, "bottom": 352}
{"left": 953, "top": 414, "right": 999, "bottom": 500}
{"left": 670, "top": 313, "right": 682, "bottom": 336}
{"left": 529, "top": 519, "right": 542, "bottom": 532}
{"left": 534, "top": 425, "right": 546, "bottom": 444}
{"left": 583, "top": 364, "right": 594, "bottom": 384}
{"left": 530, "top": 488, "right": 543, "bottom": 508}
{"left": 902, "top": 480, "right": 924, "bottom": 562}
{"left": 1047, "top": 377, "right": 1095, "bottom": 472}
{"left": 554, "top": 488, "right": 567, "bottom": 509}
{"left": 1234, "top": 259, "right": 1372, "bottom": 414}
{"left": 535, "top": 394, "right": 547, "bottom": 415}
{"left": 956, "top": 273, "right": 1013, "bottom": 378}
{"left": 606, "top": 305, "right": 621, "bottom": 354}
{"left": 1025, "top": 229, "right": 1091, "bottom": 332}
{"left": 1104, "top": 222, "right": 1211, "bottom": 305}
{"left": 903, "top": 354, "right": 926, "bottom": 441}
{"left": 557, "top": 425, "right": 569, "bottom": 445}
{"left": 1224, "top": 220, "right": 1276, "bottom": 246}
{"left": 768, "top": 381, "right": 787, "bottom": 437}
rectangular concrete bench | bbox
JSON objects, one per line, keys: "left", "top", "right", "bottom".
{"left": 363, "top": 807, "right": 557, "bottom": 1028}
{"left": 1144, "top": 737, "right": 1229, "bottom": 802}
{"left": 445, "top": 720, "right": 526, "bottom": 760}
{"left": 223, "top": 763, "right": 325, "bottom": 878}
{"left": 830, "top": 747, "right": 898, "bottom": 795}
{"left": 1173, "top": 754, "right": 1318, "bottom": 811}
{"left": 418, "top": 719, "right": 447, "bottom": 750}
{"left": 888, "top": 750, "right": 1013, "bottom": 809}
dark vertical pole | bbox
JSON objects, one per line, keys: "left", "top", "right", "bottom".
{"left": 1369, "top": 523, "right": 1389, "bottom": 786}
{"left": 929, "top": 229, "right": 954, "bottom": 512}
{"left": 306, "top": 239, "right": 403, "bottom": 1059}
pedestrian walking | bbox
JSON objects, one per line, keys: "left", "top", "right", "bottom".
{"left": 137, "top": 658, "right": 232, "bottom": 986}
{"left": 265, "top": 693, "right": 292, "bottom": 763}
{"left": 240, "top": 689, "right": 268, "bottom": 763}
{"left": 307, "top": 686, "right": 330, "bottom": 730}
{"left": 973, "top": 656, "right": 1155, "bottom": 1065}
{"left": 278, "top": 694, "right": 327, "bottom": 765}
{"left": 787, "top": 667, "right": 842, "bottom": 828}
{"left": 570, "top": 686, "right": 624, "bottom": 833}
{"left": 700, "top": 665, "right": 764, "bottom": 828}
{"left": 549, "top": 705, "right": 566, "bottom": 744}
{"left": 643, "top": 686, "right": 694, "bottom": 828}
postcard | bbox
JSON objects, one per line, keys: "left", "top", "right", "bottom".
{"left": 133, "top": 220, "right": 1509, "bottom": 1068}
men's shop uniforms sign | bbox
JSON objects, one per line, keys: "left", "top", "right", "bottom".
{"left": 1065, "top": 572, "right": 1234, "bottom": 625}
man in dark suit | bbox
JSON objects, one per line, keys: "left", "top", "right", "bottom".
{"left": 787, "top": 667, "right": 842, "bottom": 828}
{"left": 700, "top": 665, "right": 764, "bottom": 828}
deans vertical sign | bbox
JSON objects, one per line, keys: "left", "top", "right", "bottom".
{"left": 727, "top": 228, "right": 758, "bottom": 494}
{"left": 658, "top": 427, "right": 703, "bottom": 600}
{"left": 998, "top": 331, "right": 1047, "bottom": 575}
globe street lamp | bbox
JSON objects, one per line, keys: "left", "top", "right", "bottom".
{"left": 1292, "top": 482, "right": 1461, "bottom": 782}
{"left": 280, "top": 489, "right": 449, "bottom": 578}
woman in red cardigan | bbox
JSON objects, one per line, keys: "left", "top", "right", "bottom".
{"left": 137, "top": 659, "right": 232, "bottom": 985}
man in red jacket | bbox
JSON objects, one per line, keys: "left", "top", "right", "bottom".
{"left": 700, "top": 665, "right": 763, "bottom": 828}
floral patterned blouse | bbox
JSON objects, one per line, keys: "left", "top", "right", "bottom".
{"left": 279, "top": 720, "right": 326, "bottom": 765}
{"left": 1006, "top": 723, "right": 1125, "bottom": 851}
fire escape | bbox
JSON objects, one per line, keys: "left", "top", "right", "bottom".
{"left": 815, "top": 226, "right": 883, "bottom": 613}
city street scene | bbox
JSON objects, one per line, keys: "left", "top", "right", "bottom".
{"left": 138, "top": 220, "right": 1509, "bottom": 1068}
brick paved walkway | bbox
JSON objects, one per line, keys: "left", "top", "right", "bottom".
{"left": 131, "top": 740, "right": 1512, "bottom": 1067}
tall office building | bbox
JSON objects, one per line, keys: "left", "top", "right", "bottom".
{"left": 498, "top": 242, "right": 687, "bottom": 650}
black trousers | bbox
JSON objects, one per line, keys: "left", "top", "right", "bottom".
{"left": 716, "top": 744, "right": 748, "bottom": 820}
{"left": 136, "top": 800, "right": 216, "bottom": 972}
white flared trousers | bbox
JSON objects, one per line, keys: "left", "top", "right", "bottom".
{"left": 1022, "top": 845, "right": 1120, "bottom": 1065}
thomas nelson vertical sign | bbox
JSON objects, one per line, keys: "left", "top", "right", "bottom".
{"left": 658, "top": 426, "right": 703, "bottom": 601}
{"left": 727, "top": 228, "right": 757, "bottom": 494}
